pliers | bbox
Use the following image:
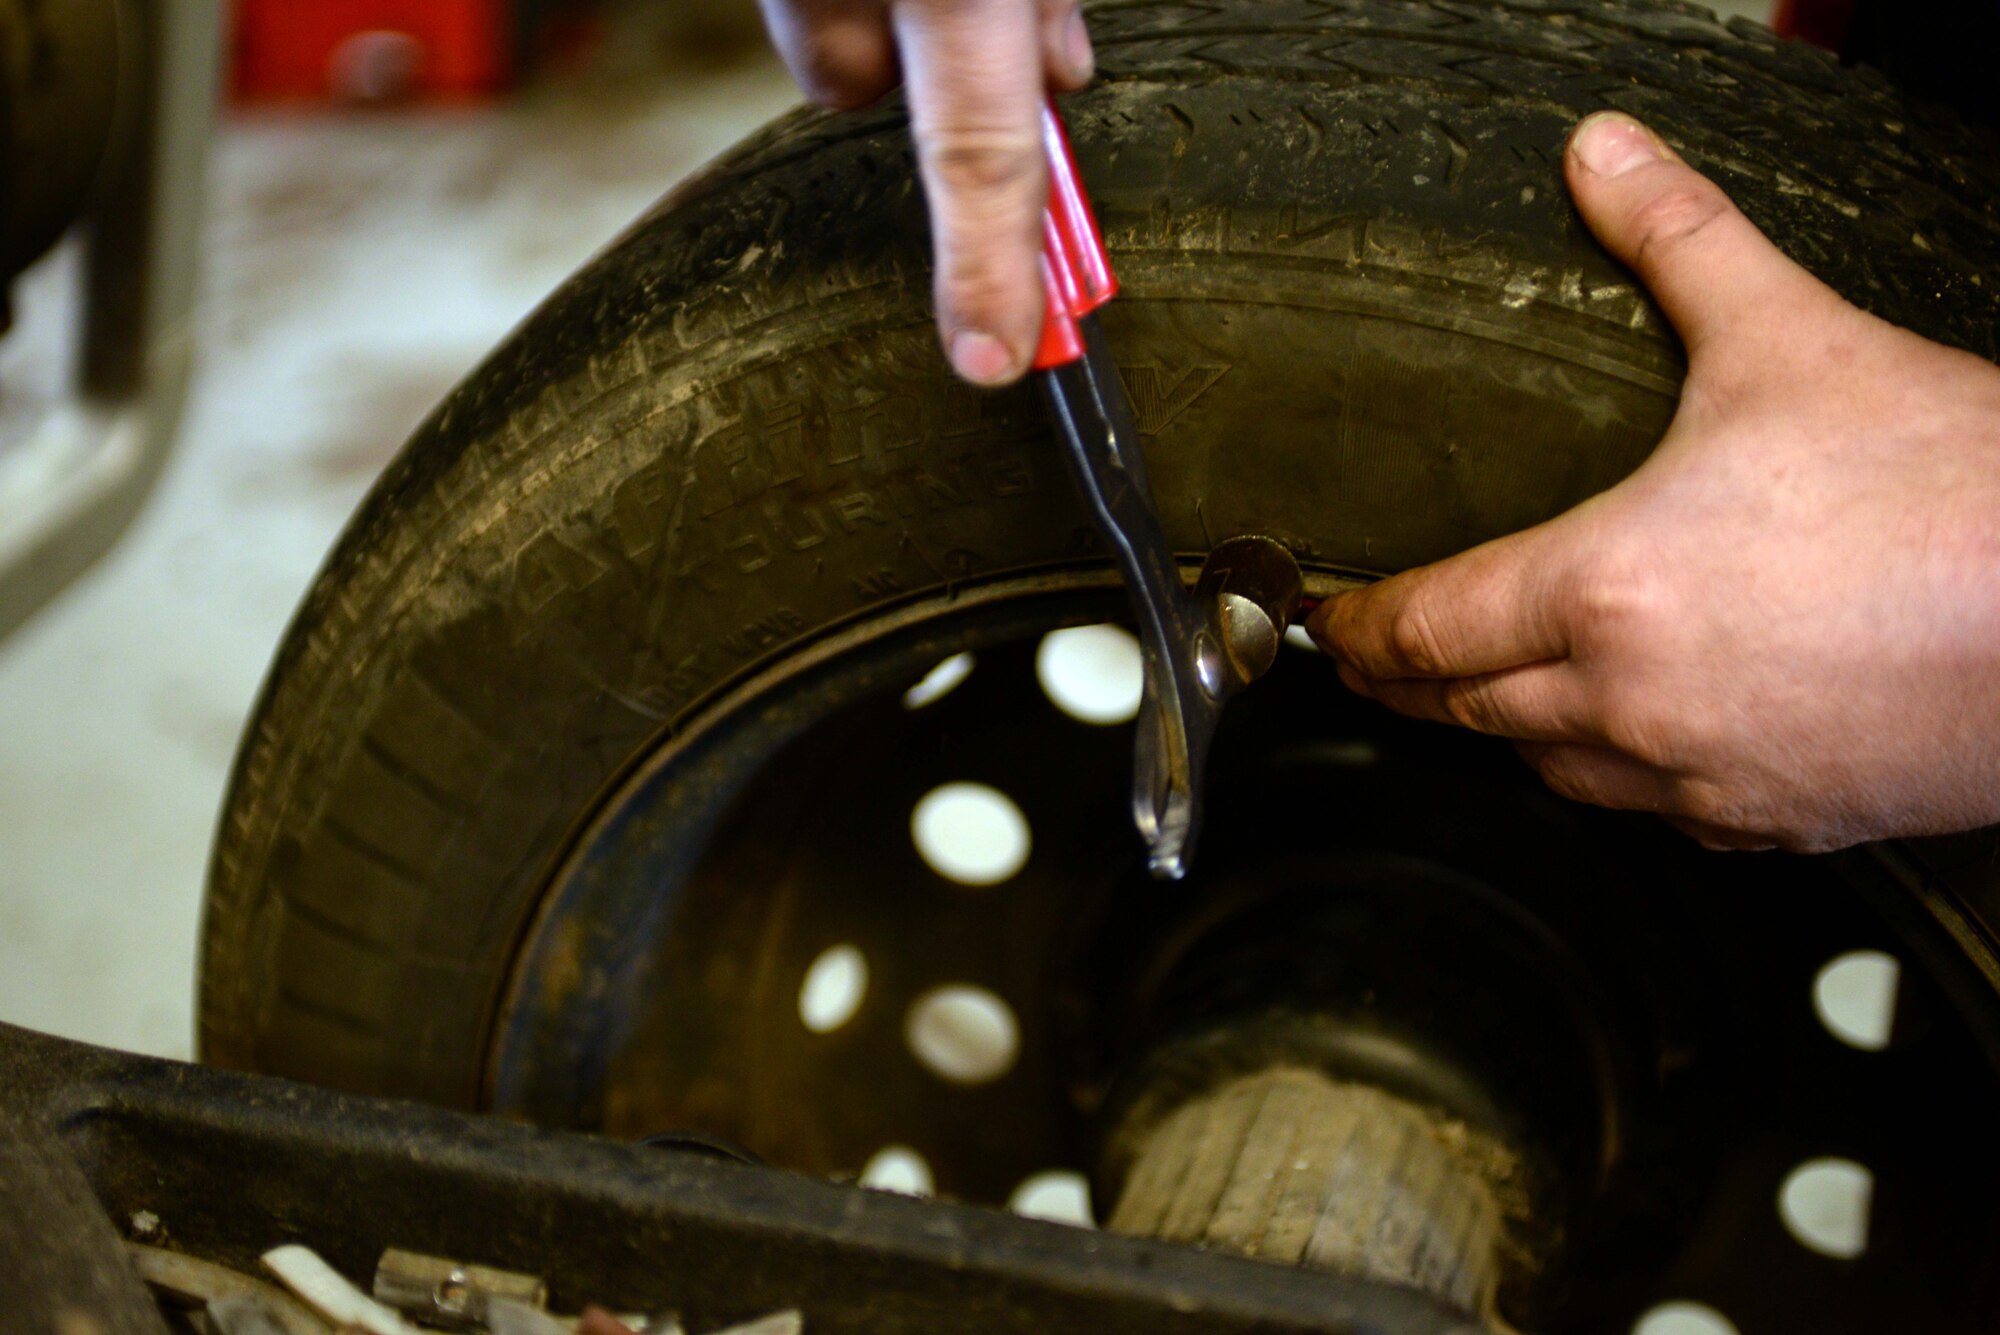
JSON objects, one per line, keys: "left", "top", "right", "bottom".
{"left": 1032, "top": 100, "right": 1302, "bottom": 881}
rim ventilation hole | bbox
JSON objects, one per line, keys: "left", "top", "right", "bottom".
{"left": 859, "top": 1145, "right": 934, "bottom": 1196}
{"left": 911, "top": 782, "right": 1031, "bottom": 886}
{"left": 1632, "top": 1303, "right": 1739, "bottom": 1335}
{"left": 1008, "top": 1170, "right": 1094, "bottom": 1227}
{"left": 1036, "top": 625, "right": 1144, "bottom": 724}
{"left": 905, "top": 985, "right": 1019, "bottom": 1084}
{"left": 1283, "top": 623, "right": 1317, "bottom": 651}
{"left": 798, "top": 944, "right": 868, "bottom": 1034}
{"left": 1813, "top": 950, "right": 1901, "bottom": 1051}
{"left": 1779, "top": 1157, "right": 1873, "bottom": 1259}
{"left": 903, "top": 653, "right": 975, "bottom": 709}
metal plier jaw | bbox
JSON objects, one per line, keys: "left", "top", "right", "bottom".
{"left": 1032, "top": 101, "right": 1303, "bottom": 881}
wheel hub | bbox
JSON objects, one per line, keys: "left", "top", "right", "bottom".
{"left": 489, "top": 575, "right": 2000, "bottom": 1333}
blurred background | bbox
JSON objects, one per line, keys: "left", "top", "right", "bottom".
{"left": 0, "top": 0, "right": 1774, "bottom": 1061}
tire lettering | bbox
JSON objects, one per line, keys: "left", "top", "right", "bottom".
{"left": 589, "top": 391, "right": 1051, "bottom": 605}
{"left": 674, "top": 550, "right": 723, "bottom": 596}
{"left": 830, "top": 393, "right": 922, "bottom": 463}
{"left": 684, "top": 451, "right": 1043, "bottom": 588}
{"left": 1122, "top": 364, "right": 1229, "bottom": 435}
{"left": 725, "top": 532, "right": 773, "bottom": 574}
{"left": 766, "top": 500, "right": 829, "bottom": 551}
{"left": 718, "top": 608, "right": 806, "bottom": 658}
{"left": 609, "top": 462, "right": 671, "bottom": 561}
{"left": 513, "top": 531, "right": 609, "bottom": 615}
{"left": 986, "top": 454, "right": 1035, "bottom": 496}
{"left": 832, "top": 491, "right": 891, "bottom": 530}
{"left": 851, "top": 568, "right": 906, "bottom": 598}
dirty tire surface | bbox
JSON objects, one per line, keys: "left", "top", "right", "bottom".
{"left": 200, "top": 0, "right": 2000, "bottom": 1116}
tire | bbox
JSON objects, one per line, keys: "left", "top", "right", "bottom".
{"left": 199, "top": 0, "right": 2000, "bottom": 1108}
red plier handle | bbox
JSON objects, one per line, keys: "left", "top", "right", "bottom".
{"left": 1033, "top": 100, "right": 1119, "bottom": 370}
{"left": 1031, "top": 98, "right": 1301, "bottom": 881}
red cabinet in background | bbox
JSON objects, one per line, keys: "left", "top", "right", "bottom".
{"left": 231, "top": 0, "right": 522, "bottom": 103}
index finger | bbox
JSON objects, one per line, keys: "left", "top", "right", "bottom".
{"left": 892, "top": 0, "right": 1048, "bottom": 385}
{"left": 1309, "top": 525, "right": 1572, "bottom": 680}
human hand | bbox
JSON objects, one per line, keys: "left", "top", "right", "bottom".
{"left": 757, "top": 0, "right": 1095, "bottom": 385}
{"left": 1309, "top": 111, "right": 2000, "bottom": 853}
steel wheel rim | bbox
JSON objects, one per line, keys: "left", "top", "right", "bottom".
{"left": 486, "top": 567, "right": 2000, "bottom": 1333}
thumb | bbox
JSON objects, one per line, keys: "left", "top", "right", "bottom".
{"left": 1564, "top": 112, "right": 1826, "bottom": 356}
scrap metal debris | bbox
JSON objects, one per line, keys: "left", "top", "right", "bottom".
{"left": 375, "top": 1249, "right": 549, "bottom": 1329}
{"left": 122, "top": 1229, "right": 796, "bottom": 1335}
{"left": 703, "top": 1313, "right": 801, "bottom": 1335}
{"left": 484, "top": 1297, "right": 571, "bottom": 1335}
{"left": 484, "top": 1298, "right": 680, "bottom": 1335}
{"left": 208, "top": 1292, "right": 326, "bottom": 1335}
{"left": 129, "top": 1240, "right": 326, "bottom": 1335}
{"left": 130, "top": 1243, "right": 291, "bottom": 1307}
{"left": 264, "top": 1245, "right": 425, "bottom": 1335}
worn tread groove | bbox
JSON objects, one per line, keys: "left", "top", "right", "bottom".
{"left": 275, "top": 983, "right": 386, "bottom": 1038}
{"left": 358, "top": 733, "right": 470, "bottom": 814}
{"left": 282, "top": 892, "right": 392, "bottom": 953}
{"left": 317, "top": 816, "right": 436, "bottom": 891}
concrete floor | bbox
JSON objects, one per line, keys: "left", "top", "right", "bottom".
{"left": 0, "top": 0, "right": 1776, "bottom": 1062}
{"left": 0, "top": 36, "right": 799, "bottom": 1060}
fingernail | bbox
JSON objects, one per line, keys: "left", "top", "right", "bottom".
{"left": 1065, "top": 11, "right": 1095, "bottom": 82}
{"left": 948, "top": 329, "right": 1019, "bottom": 386}
{"left": 1571, "top": 111, "right": 1663, "bottom": 178}
{"left": 1304, "top": 613, "right": 1334, "bottom": 657}
{"left": 1304, "top": 598, "right": 1345, "bottom": 656}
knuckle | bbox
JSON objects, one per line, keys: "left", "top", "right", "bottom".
{"left": 933, "top": 260, "right": 1035, "bottom": 337}
{"left": 922, "top": 130, "right": 1043, "bottom": 202}
{"left": 1571, "top": 546, "right": 1673, "bottom": 648}
{"left": 1441, "top": 678, "right": 1502, "bottom": 734}
{"left": 1671, "top": 777, "right": 1743, "bottom": 830}
{"left": 1671, "top": 818, "right": 1738, "bottom": 852}
{"left": 799, "top": 72, "right": 866, "bottom": 109}
{"left": 1784, "top": 824, "right": 1854, "bottom": 855}
{"left": 790, "top": 46, "right": 886, "bottom": 109}
{"left": 770, "top": 9, "right": 895, "bottom": 110}
{"left": 1534, "top": 750, "right": 1591, "bottom": 804}
{"left": 1598, "top": 687, "right": 1684, "bottom": 766}
{"left": 1629, "top": 183, "right": 1731, "bottom": 266}
{"left": 1385, "top": 597, "right": 1450, "bottom": 676}
{"left": 820, "top": 82, "right": 885, "bottom": 111}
